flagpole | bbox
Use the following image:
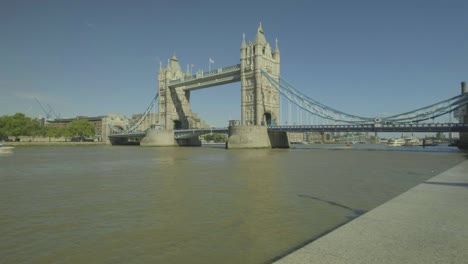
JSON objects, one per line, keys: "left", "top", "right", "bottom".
{"left": 208, "top": 58, "right": 211, "bottom": 72}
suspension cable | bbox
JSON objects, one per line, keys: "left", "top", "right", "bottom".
{"left": 262, "top": 69, "right": 468, "bottom": 124}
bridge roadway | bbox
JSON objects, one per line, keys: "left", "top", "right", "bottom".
{"left": 108, "top": 122, "right": 468, "bottom": 141}
{"left": 268, "top": 122, "right": 468, "bottom": 133}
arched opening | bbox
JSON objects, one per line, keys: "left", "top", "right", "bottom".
{"left": 173, "top": 120, "right": 182, "bottom": 130}
{"left": 263, "top": 113, "right": 272, "bottom": 126}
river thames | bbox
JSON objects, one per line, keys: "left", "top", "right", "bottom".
{"left": 0, "top": 144, "right": 465, "bottom": 264}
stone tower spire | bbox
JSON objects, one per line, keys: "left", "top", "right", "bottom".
{"left": 273, "top": 38, "right": 280, "bottom": 61}
{"left": 254, "top": 22, "right": 267, "bottom": 45}
{"left": 274, "top": 38, "right": 280, "bottom": 54}
{"left": 241, "top": 33, "right": 246, "bottom": 49}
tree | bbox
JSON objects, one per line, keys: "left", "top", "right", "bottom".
{"left": 204, "top": 133, "right": 227, "bottom": 143}
{"left": 0, "top": 116, "right": 7, "bottom": 140}
{"left": 0, "top": 113, "right": 43, "bottom": 138}
{"left": 66, "top": 119, "right": 95, "bottom": 139}
{"left": 46, "top": 126, "right": 65, "bottom": 140}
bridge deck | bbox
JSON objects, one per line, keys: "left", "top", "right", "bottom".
{"left": 268, "top": 123, "right": 468, "bottom": 133}
{"left": 108, "top": 123, "right": 468, "bottom": 139}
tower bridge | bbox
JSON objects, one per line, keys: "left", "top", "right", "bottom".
{"left": 108, "top": 24, "right": 468, "bottom": 149}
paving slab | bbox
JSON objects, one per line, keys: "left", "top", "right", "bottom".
{"left": 274, "top": 160, "right": 468, "bottom": 264}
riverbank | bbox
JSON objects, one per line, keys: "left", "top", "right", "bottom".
{"left": 274, "top": 159, "right": 468, "bottom": 264}
{"left": 1, "top": 141, "right": 105, "bottom": 146}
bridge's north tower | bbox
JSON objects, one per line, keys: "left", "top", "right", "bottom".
{"left": 240, "top": 23, "right": 280, "bottom": 126}
{"left": 157, "top": 55, "right": 192, "bottom": 130}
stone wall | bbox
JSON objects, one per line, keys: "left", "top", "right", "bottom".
{"left": 11, "top": 136, "right": 69, "bottom": 142}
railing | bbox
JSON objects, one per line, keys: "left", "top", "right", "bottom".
{"left": 262, "top": 69, "right": 468, "bottom": 124}
{"left": 174, "top": 127, "right": 229, "bottom": 139}
{"left": 267, "top": 123, "right": 468, "bottom": 132}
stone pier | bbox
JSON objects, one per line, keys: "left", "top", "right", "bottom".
{"left": 226, "top": 120, "right": 271, "bottom": 149}
{"left": 140, "top": 130, "right": 201, "bottom": 147}
{"left": 226, "top": 120, "right": 290, "bottom": 149}
{"left": 140, "top": 130, "right": 177, "bottom": 147}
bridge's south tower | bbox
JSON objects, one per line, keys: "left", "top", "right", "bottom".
{"left": 240, "top": 23, "right": 280, "bottom": 126}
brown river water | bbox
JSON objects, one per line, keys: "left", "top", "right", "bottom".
{"left": 0, "top": 145, "right": 465, "bottom": 263}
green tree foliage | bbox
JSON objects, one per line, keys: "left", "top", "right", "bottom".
{"left": 46, "top": 126, "right": 65, "bottom": 139}
{"left": 66, "top": 119, "right": 95, "bottom": 138}
{"left": 0, "top": 113, "right": 43, "bottom": 137}
{"left": 204, "top": 133, "right": 227, "bottom": 143}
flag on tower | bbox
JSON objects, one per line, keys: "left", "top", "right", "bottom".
{"left": 209, "top": 58, "right": 215, "bottom": 64}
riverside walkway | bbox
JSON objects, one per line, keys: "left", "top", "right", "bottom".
{"left": 275, "top": 159, "right": 468, "bottom": 264}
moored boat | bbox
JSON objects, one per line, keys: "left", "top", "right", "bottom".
{"left": 387, "top": 138, "right": 405, "bottom": 147}
{"left": 404, "top": 137, "right": 421, "bottom": 146}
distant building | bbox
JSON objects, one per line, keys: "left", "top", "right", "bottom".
{"left": 305, "top": 132, "right": 324, "bottom": 143}
{"left": 46, "top": 114, "right": 129, "bottom": 142}
{"left": 46, "top": 111, "right": 210, "bottom": 144}
{"left": 288, "top": 132, "right": 305, "bottom": 143}
{"left": 47, "top": 116, "right": 106, "bottom": 141}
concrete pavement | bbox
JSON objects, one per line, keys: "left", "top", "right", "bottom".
{"left": 274, "top": 160, "right": 468, "bottom": 264}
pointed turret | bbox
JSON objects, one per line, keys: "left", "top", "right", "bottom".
{"left": 241, "top": 33, "right": 246, "bottom": 49}
{"left": 253, "top": 22, "right": 267, "bottom": 45}
{"left": 274, "top": 38, "right": 280, "bottom": 54}
{"left": 169, "top": 54, "right": 182, "bottom": 74}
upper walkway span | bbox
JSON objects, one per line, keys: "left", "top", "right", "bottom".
{"left": 169, "top": 64, "right": 241, "bottom": 91}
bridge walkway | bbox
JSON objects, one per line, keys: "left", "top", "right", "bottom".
{"left": 274, "top": 159, "right": 468, "bottom": 264}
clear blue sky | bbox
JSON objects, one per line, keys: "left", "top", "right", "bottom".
{"left": 1, "top": 0, "right": 468, "bottom": 126}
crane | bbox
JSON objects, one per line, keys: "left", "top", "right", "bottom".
{"left": 35, "top": 98, "right": 60, "bottom": 120}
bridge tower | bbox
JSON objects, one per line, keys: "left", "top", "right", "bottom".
{"left": 157, "top": 55, "right": 192, "bottom": 130}
{"left": 141, "top": 55, "right": 202, "bottom": 146}
{"left": 240, "top": 23, "right": 280, "bottom": 126}
{"left": 227, "top": 24, "right": 287, "bottom": 149}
